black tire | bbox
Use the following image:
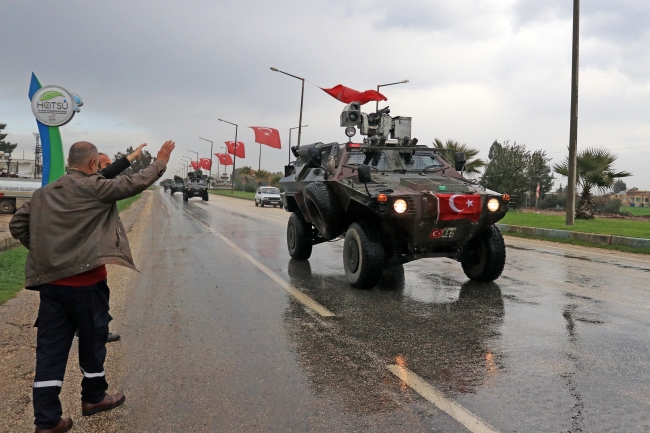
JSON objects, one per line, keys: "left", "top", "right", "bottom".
{"left": 343, "top": 222, "right": 385, "bottom": 288}
{"left": 0, "top": 200, "right": 16, "bottom": 214}
{"left": 460, "top": 225, "right": 506, "bottom": 282}
{"left": 255, "top": 200, "right": 259, "bottom": 207}
{"left": 203, "top": 193, "right": 209, "bottom": 202}
{"left": 183, "top": 192, "right": 188, "bottom": 202}
{"left": 304, "top": 182, "right": 344, "bottom": 240}
{"left": 287, "top": 212, "right": 313, "bottom": 260}
{"left": 261, "top": 201, "right": 265, "bottom": 207}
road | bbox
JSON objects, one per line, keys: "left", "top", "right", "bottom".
{"left": 14, "top": 189, "right": 649, "bottom": 432}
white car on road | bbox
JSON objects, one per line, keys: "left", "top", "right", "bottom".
{"left": 255, "top": 187, "right": 283, "bottom": 208}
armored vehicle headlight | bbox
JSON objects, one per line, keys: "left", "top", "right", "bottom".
{"left": 394, "top": 199, "right": 408, "bottom": 214}
{"left": 487, "top": 198, "right": 500, "bottom": 212}
{"left": 345, "top": 126, "right": 357, "bottom": 138}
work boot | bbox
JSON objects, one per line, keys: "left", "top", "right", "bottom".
{"left": 82, "top": 392, "right": 125, "bottom": 416}
{"left": 107, "top": 332, "right": 121, "bottom": 342}
{"left": 34, "top": 417, "right": 73, "bottom": 433}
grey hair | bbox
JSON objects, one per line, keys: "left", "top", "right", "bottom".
{"left": 68, "top": 141, "right": 99, "bottom": 167}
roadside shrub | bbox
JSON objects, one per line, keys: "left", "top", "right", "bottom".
{"left": 234, "top": 182, "right": 245, "bottom": 191}
{"left": 244, "top": 184, "right": 256, "bottom": 193}
{"left": 538, "top": 193, "right": 566, "bottom": 210}
{"left": 593, "top": 198, "right": 622, "bottom": 214}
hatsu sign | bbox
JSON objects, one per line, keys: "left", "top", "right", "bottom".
{"left": 30, "top": 85, "right": 82, "bottom": 127}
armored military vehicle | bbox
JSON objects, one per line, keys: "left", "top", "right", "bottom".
{"left": 160, "top": 179, "right": 172, "bottom": 192}
{"left": 279, "top": 103, "right": 510, "bottom": 288}
{"left": 183, "top": 170, "right": 209, "bottom": 202}
{"left": 169, "top": 176, "right": 184, "bottom": 195}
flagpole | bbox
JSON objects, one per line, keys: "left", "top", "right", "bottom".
{"left": 219, "top": 118, "right": 239, "bottom": 193}
{"left": 199, "top": 137, "right": 213, "bottom": 186}
{"left": 259, "top": 143, "right": 262, "bottom": 172}
{"left": 270, "top": 67, "right": 305, "bottom": 148}
{"left": 375, "top": 80, "right": 409, "bottom": 112}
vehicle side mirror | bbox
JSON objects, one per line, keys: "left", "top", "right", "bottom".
{"left": 454, "top": 152, "right": 467, "bottom": 172}
{"left": 358, "top": 165, "right": 372, "bottom": 183}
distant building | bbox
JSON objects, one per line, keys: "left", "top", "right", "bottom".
{"left": 1, "top": 158, "right": 38, "bottom": 178}
{"left": 620, "top": 188, "right": 650, "bottom": 208}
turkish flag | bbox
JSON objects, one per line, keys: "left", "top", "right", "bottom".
{"left": 200, "top": 158, "right": 212, "bottom": 170}
{"left": 215, "top": 153, "right": 233, "bottom": 166}
{"left": 250, "top": 127, "right": 281, "bottom": 149}
{"left": 435, "top": 194, "right": 482, "bottom": 223}
{"left": 190, "top": 161, "right": 200, "bottom": 170}
{"left": 225, "top": 141, "right": 246, "bottom": 158}
{"left": 321, "top": 85, "right": 387, "bottom": 105}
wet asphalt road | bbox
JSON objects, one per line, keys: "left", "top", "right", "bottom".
{"left": 120, "top": 189, "right": 650, "bottom": 432}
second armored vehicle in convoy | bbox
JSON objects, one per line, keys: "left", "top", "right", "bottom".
{"left": 279, "top": 103, "right": 510, "bottom": 288}
{"left": 169, "top": 176, "right": 184, "bottom": 195}
{"left": 183, "top": 170, "right": 209, "bottom": 202}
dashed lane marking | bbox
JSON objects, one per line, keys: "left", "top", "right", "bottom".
{"left": 387, "top": 365, "right": 500, "bottom": 433}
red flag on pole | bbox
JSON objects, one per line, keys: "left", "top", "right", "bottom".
{"left": 321, "top": 84, "right": 387, "bottom": 105}
{"left": 536, "top": 183, "right": 541, "bottom": 199}
{"left": 250, "top": 127, "right": 281, "bottom": 149}
{"left": 435, "top": 194, "right": 482, "bottom": 223}
{"left": 215, "top": 153, "right": 233, "bottom": 166}
{"left": 190, "top": 161, "right": 200, "bottom": 170}
{"left": 225, "top": 141, "right": 245, "bottom": 158}
{"left": 200, "top": 158, "right": 212, "bottom": 170}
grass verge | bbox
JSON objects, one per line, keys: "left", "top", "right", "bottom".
{"left": 504, "top": 232, "right": 650, "bottom": 255}
{"left": 0, "top": 246, "right": 28, "bottom": 305}
{"left": 625, "top": 207, "right": 650, "bottom": 216}
{"left": 209, "top": 190, "right": 255, "bottom": 201}
{"left": 117, "top": 194, "right": 142, "bottom": 212}
{"left": 0, "top": 194, "right": 143, "bottom": 305}
{"left": 502, "top": 211, "right": 650, "bottom": 239}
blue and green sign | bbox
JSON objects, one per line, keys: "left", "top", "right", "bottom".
{"left": 28, "top": 73, "right": 83, "bottom": 186}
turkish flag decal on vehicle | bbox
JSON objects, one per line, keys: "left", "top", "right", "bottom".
{"left": 250, "top": 127, "right": 281, "bottom": 149}
{"left": 435, "top": 194, "right": 482, "bottom": 223}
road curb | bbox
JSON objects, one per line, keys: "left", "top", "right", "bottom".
{"left": 496, "top": 223, "right": 650, "bottom": 249}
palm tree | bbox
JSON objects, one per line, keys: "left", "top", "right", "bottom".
{"left": 553, "top": 147, "right": 631, "bottom": 219}
{"left": 239, "top": 166, "right": 255, "bottom": 184}
{"left": 254, "top": 169, "right": 271, "bottom": 186}
{"left": 270, "top": 173, "right": 282, "bottom": 187}
{"left": 433, "top": 139, "right": 486, "bottom": 177}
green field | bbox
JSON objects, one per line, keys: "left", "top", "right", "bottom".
{"left": 501, "top": 211, "right": 650, "bottom": 239}
{"left": 0, "top": 246, "right": 28, "bottom": 305}
{"left": 209, "top": 190, "right": 255, "bottom": 201}
{"left": 0, "top": 194, "right": 143, "bottom": 305}
{"left": 624, "top": 207, "right": 650, "bottom": 216}
{"left": 505, "top": 232, "right": 650, "bottom": 255}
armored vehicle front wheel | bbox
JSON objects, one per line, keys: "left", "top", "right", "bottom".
{"left": 304, "top": 182, "right": 344, "bottom": 241}
{"left": 203, "top": 193, "right": 209, "bottom": 201}
{"left": 460, "top": 225, "right": 506, "bottom": 282}
{"left": 183, "top": 192, "right": 188, "bottom": 202}
{"left": 287, "top": 212, "right": 313, "bottom": 260}
{"left": 343, "top": 222, "right": 385, "bottom": 289}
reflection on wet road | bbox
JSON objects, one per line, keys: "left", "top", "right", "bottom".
{"left": 128, "top": 190, "right": 650, "bottom": 432}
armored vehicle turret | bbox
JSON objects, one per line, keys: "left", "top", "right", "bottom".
{"left": 279, "top": 103, "right": 510, "bottom": 288}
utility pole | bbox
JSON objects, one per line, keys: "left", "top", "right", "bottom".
{"left": 566, "top": 0, "right": 580, "bottom": 226}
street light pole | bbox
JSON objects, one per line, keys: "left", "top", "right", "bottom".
{"left": 188, "top": 151, "right": 199, "bottom": 165}
{"left": 199, "top": 137, "right": 214, "bottom": 186}
{"left": 181, "top": 157, "right": 192, "bottom": 178}
{"left": 271, "top": 67, "right": 305, "bottom": 148}
{"left": 288, "top": 125, "right": 308, "bottom": 163}
{"left": 566, "top": 0, "right": 580, "bottom": 226}
{"left": 218, "top": 118, "right": 238, "bottom": 193}
{"left": 376, "top": 80, "right": 409, "bottom": 112}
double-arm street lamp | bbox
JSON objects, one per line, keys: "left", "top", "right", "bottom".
{"left": 376, "top": 80, "right": 409, "bottom": 112}
{"left": 218, "top": 118, "right": 238, "bottom": 193}
{"left": 271, "top": 67, "right": 305, "bottom": 148}
{"left": 288, "top": 125, "right": 308, "bottom": 163}
{"left": 199, "top": 137, "right": 214, "bottom": 186}
{"left": 188, "top": 150, "right": 199, "bottom": 165}
{"left": 181, "top": 156, "right": 192, "bottom": 177}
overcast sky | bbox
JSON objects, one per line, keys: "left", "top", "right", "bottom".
{"left": 2, "top": 0, "right": 649, "bottom": 189}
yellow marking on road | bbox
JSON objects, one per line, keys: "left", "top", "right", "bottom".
{"left": 387, "top": 365, "right": 500, "bottom": 433}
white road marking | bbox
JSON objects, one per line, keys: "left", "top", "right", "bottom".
{"left": 387, "top": 365, "right": 500, "bottom": 433}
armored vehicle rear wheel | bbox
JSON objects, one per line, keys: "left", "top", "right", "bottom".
{"left": 287, "top": 212, "right": 313, "bottom": 260}
{"left": 304, "top": 182, "right": 344, "bottom": 241}
{"left": 343, "top": 222, "right": 385, "bottom": 289}
{"left": 183, "top": 192, "right": 188, "bottom": 202}
{"left": 460, "top": 225, "right": 506, "bottom": 282}
{"left": 0, "top": 200, "right": 16, "bottom": 214}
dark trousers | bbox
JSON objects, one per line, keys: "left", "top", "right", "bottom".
{"left": 33, "top": 281, "right": 111, "bottom": 429}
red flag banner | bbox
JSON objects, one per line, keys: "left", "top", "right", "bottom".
{"left": 321, "top": 84, "right": 387, "bottom": 105}
{"left": 190, "top": 161, "right": 200, "bottom": 170}
{"left": 536, "top": 183, "right": 540, "bottom": 199}
{"left": 215, "top": 153, "right": 233, "bottom": 166}
{"left": 225, "top": 141, "right": 246, "bottom": 158}
{"left": 250, "top": 127, "right": 281, "bottom": 149}
{"left": 435, "top": 194, "right": 482, "bottom": 223}
{"left": 200, "top": 158, "right": 212, "bottom": 170}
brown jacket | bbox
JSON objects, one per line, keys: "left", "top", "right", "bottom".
{"left": 9, "top": 159, "right": 166, "bottom": 287}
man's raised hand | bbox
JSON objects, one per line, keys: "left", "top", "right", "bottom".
{"left": 156, "top": 140, "right": 175, "bottom": 164}
{"left": 127, "top": 143, "right": 147, "bottom": 162}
